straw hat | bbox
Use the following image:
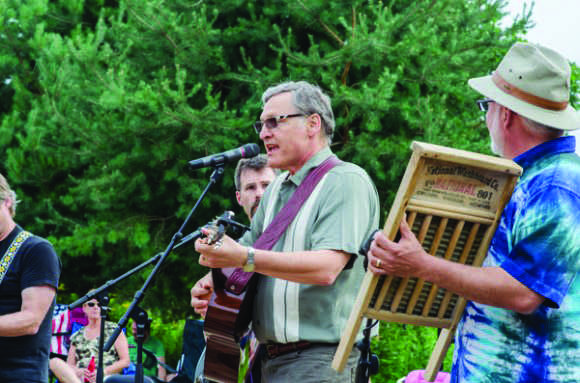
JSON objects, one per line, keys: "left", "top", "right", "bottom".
{"left": 468, "top": 42, "right": 580, "bottom": 131}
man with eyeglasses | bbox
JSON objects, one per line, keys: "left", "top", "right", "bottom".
{"left": 194, "top": 81, "right": 379, "bottom": 382}
{"left": 0, "top": 173, "right": 61, "bottom": 382}
{"left": 367, "top": 43, "right": 580, "bottom": 382}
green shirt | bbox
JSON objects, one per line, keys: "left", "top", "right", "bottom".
{"left": 127, "top": 335, "right": 165, "bottom": 377}
{"left": 240, "top": 147, "right": 380, "bottom": 343}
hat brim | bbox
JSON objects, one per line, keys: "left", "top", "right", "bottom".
{"left": 469, "top": 75, "right": 580, "bottom": 131}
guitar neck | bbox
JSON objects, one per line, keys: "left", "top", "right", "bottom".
{"left": 211, "top": 267, "right": 235, "bottom": 291}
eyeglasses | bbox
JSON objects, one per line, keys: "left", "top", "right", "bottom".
{"left": 253, "top": 114, "right": 305, "bottom": 135}
{"left": 476, "top": 99, "right": 493, "bottom": 112}
{"left": 86, "top": 302, "right": 99, "bottom": 307}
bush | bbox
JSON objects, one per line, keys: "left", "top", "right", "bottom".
{"left": 371, "top": 322, "right": 454, "bottom": 382}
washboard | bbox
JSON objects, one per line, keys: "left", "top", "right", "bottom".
{"left": 332, "top": 141, "right": 522, "bottom": 381}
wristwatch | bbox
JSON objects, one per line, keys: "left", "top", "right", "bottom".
{"left": 243, "top": 247, "right": 255, "bottom": 272}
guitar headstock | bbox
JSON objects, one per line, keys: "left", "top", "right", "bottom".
{"left": 204, "top": 210, "right": 235, "bottom": 245}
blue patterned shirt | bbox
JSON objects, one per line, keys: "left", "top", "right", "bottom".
{"left": 451, "top": 136, "right": 580, "bottom": 383}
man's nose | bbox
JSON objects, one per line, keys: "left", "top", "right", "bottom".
{"left": 259, "top": 125, "right": 272, "bottom": 140}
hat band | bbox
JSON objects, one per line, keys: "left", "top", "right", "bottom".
{"left": 492, "top": 73, "right": 568, "bottom": 111}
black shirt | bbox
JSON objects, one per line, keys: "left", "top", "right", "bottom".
{"left": 0, "top": 225, "right": 61, "bottom": 382}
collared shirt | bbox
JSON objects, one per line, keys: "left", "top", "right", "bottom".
{"left": 452, "top": 136, "right": 580, "bottom": 383}
{"left": 240, "top": 147, "right": 380, "bottom": 343}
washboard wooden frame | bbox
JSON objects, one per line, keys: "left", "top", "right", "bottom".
{"left": 332, "top": 141, "right": 522, "bottom": 381}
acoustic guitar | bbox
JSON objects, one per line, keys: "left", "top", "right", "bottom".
{"left": 201, "top": 212, "right": 257, "bottom": 383}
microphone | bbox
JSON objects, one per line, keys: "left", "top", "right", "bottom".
{"left": 188, "top": 143, "right": 260, "bottom": 170}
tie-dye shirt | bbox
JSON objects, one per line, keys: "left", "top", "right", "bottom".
{"left": 451, "top": 136, "right": 580, "bottom": 383}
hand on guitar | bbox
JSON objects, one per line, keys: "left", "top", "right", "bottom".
{"left": 190, "top": 272, "right": 214, "bottom": 318}
{"left": 195, "top": 229, "right": 248, "bottom": 269}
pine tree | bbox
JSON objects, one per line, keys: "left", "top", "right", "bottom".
{"left": 5, "top": 2, "right": 574, "bottom": 377}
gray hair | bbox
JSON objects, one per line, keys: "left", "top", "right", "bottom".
{"left": 520, "top": 115, "right": 563, "bottom": 138}
{"left": 0, "top": 173, "right": 19, "bottom": 216}
{"left": 234, "top": 154, "right": 271, "bottom": 191}
{"left": 262, "top": 81, "right": 335, "bottom": 143}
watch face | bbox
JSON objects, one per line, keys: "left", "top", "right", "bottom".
{"left": 243, "top": 248, "right": 255, "bottom": 272}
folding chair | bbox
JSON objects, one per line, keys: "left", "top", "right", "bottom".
{"left": 168, "top": 319, "right": 206, "bottom": 383}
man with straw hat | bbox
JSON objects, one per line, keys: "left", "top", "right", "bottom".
{"left": 367, "top": 42, "right": 580, "bottom": 382}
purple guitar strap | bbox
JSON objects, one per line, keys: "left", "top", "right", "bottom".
{"left": 225, "top": 155, "right": 342, "bottom": 294}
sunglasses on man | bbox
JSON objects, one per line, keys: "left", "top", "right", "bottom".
{"left": 253, "top": 114, "right": 306, "bottom": 135}
{"left": 86, "top": 301, "right": 99, "bottom": 308}
{"left": 476, "top": 99, "right": 493, "bottom": 112}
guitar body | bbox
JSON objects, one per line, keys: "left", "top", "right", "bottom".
{"left": 203, "top": 267, "right": 258, "bottom": 383}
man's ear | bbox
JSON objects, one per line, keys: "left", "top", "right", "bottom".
{"left": 306, "top": 114, "right": 322, "bottom": 138}
{"left": 235, "top": 190, "right": 242, "bottom": 205}
{"left": 3, "top": 198, "right": 13, "bottom": 215}
{"left": 501, "top": 106, "right": 517, "bottom": 131}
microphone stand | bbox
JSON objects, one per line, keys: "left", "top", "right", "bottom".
{"left": 132, "top": 308, "right": 149, "bottom": 383}
{"left": 69, "top": 226, "right": 217, "bottom": 312}
{"left": 103, "top": 165, "right": 227, "bottom": 383}
{"left": 66, "top": 230, "right": 203, "bottom": 383}
{"left": 67, "top": 232, "right": 202, "bottom": 314}
{"left": 96, "top": 294, "right": 110, "bottom": 383}
{"left": 355, "top": 230, "right": 381, "bottom": 383}
{"left": 142, "top": 348, "right": 177, "bottom": 375}
{"left": 68, "top": 257, "right": 163, "bottom": 311}
{"left": 67, "top": 235, "right": 204, "bottom": 383}
{"left": 355, "top": 319, "right": 379, "bottom": 383}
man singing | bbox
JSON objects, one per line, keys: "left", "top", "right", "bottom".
{"left": 194, "top": 81, "right": 379, "bottom": 382}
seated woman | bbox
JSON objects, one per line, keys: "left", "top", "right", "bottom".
{"left": 50, "top": 297, "right": 130, "bottom": 383}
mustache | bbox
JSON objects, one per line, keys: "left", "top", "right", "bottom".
{"left": 250, "top": 198, "right": 261, "bottom": 216}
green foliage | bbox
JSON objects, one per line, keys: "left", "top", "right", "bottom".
{"left": 372, "top": 323, "right": 453, "bottom": 382}
{"left": 3, "top": 0, "right": 568, "bottom": 377}
{"left": 149, "top": 318, "right": 186, "bottom": 371}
